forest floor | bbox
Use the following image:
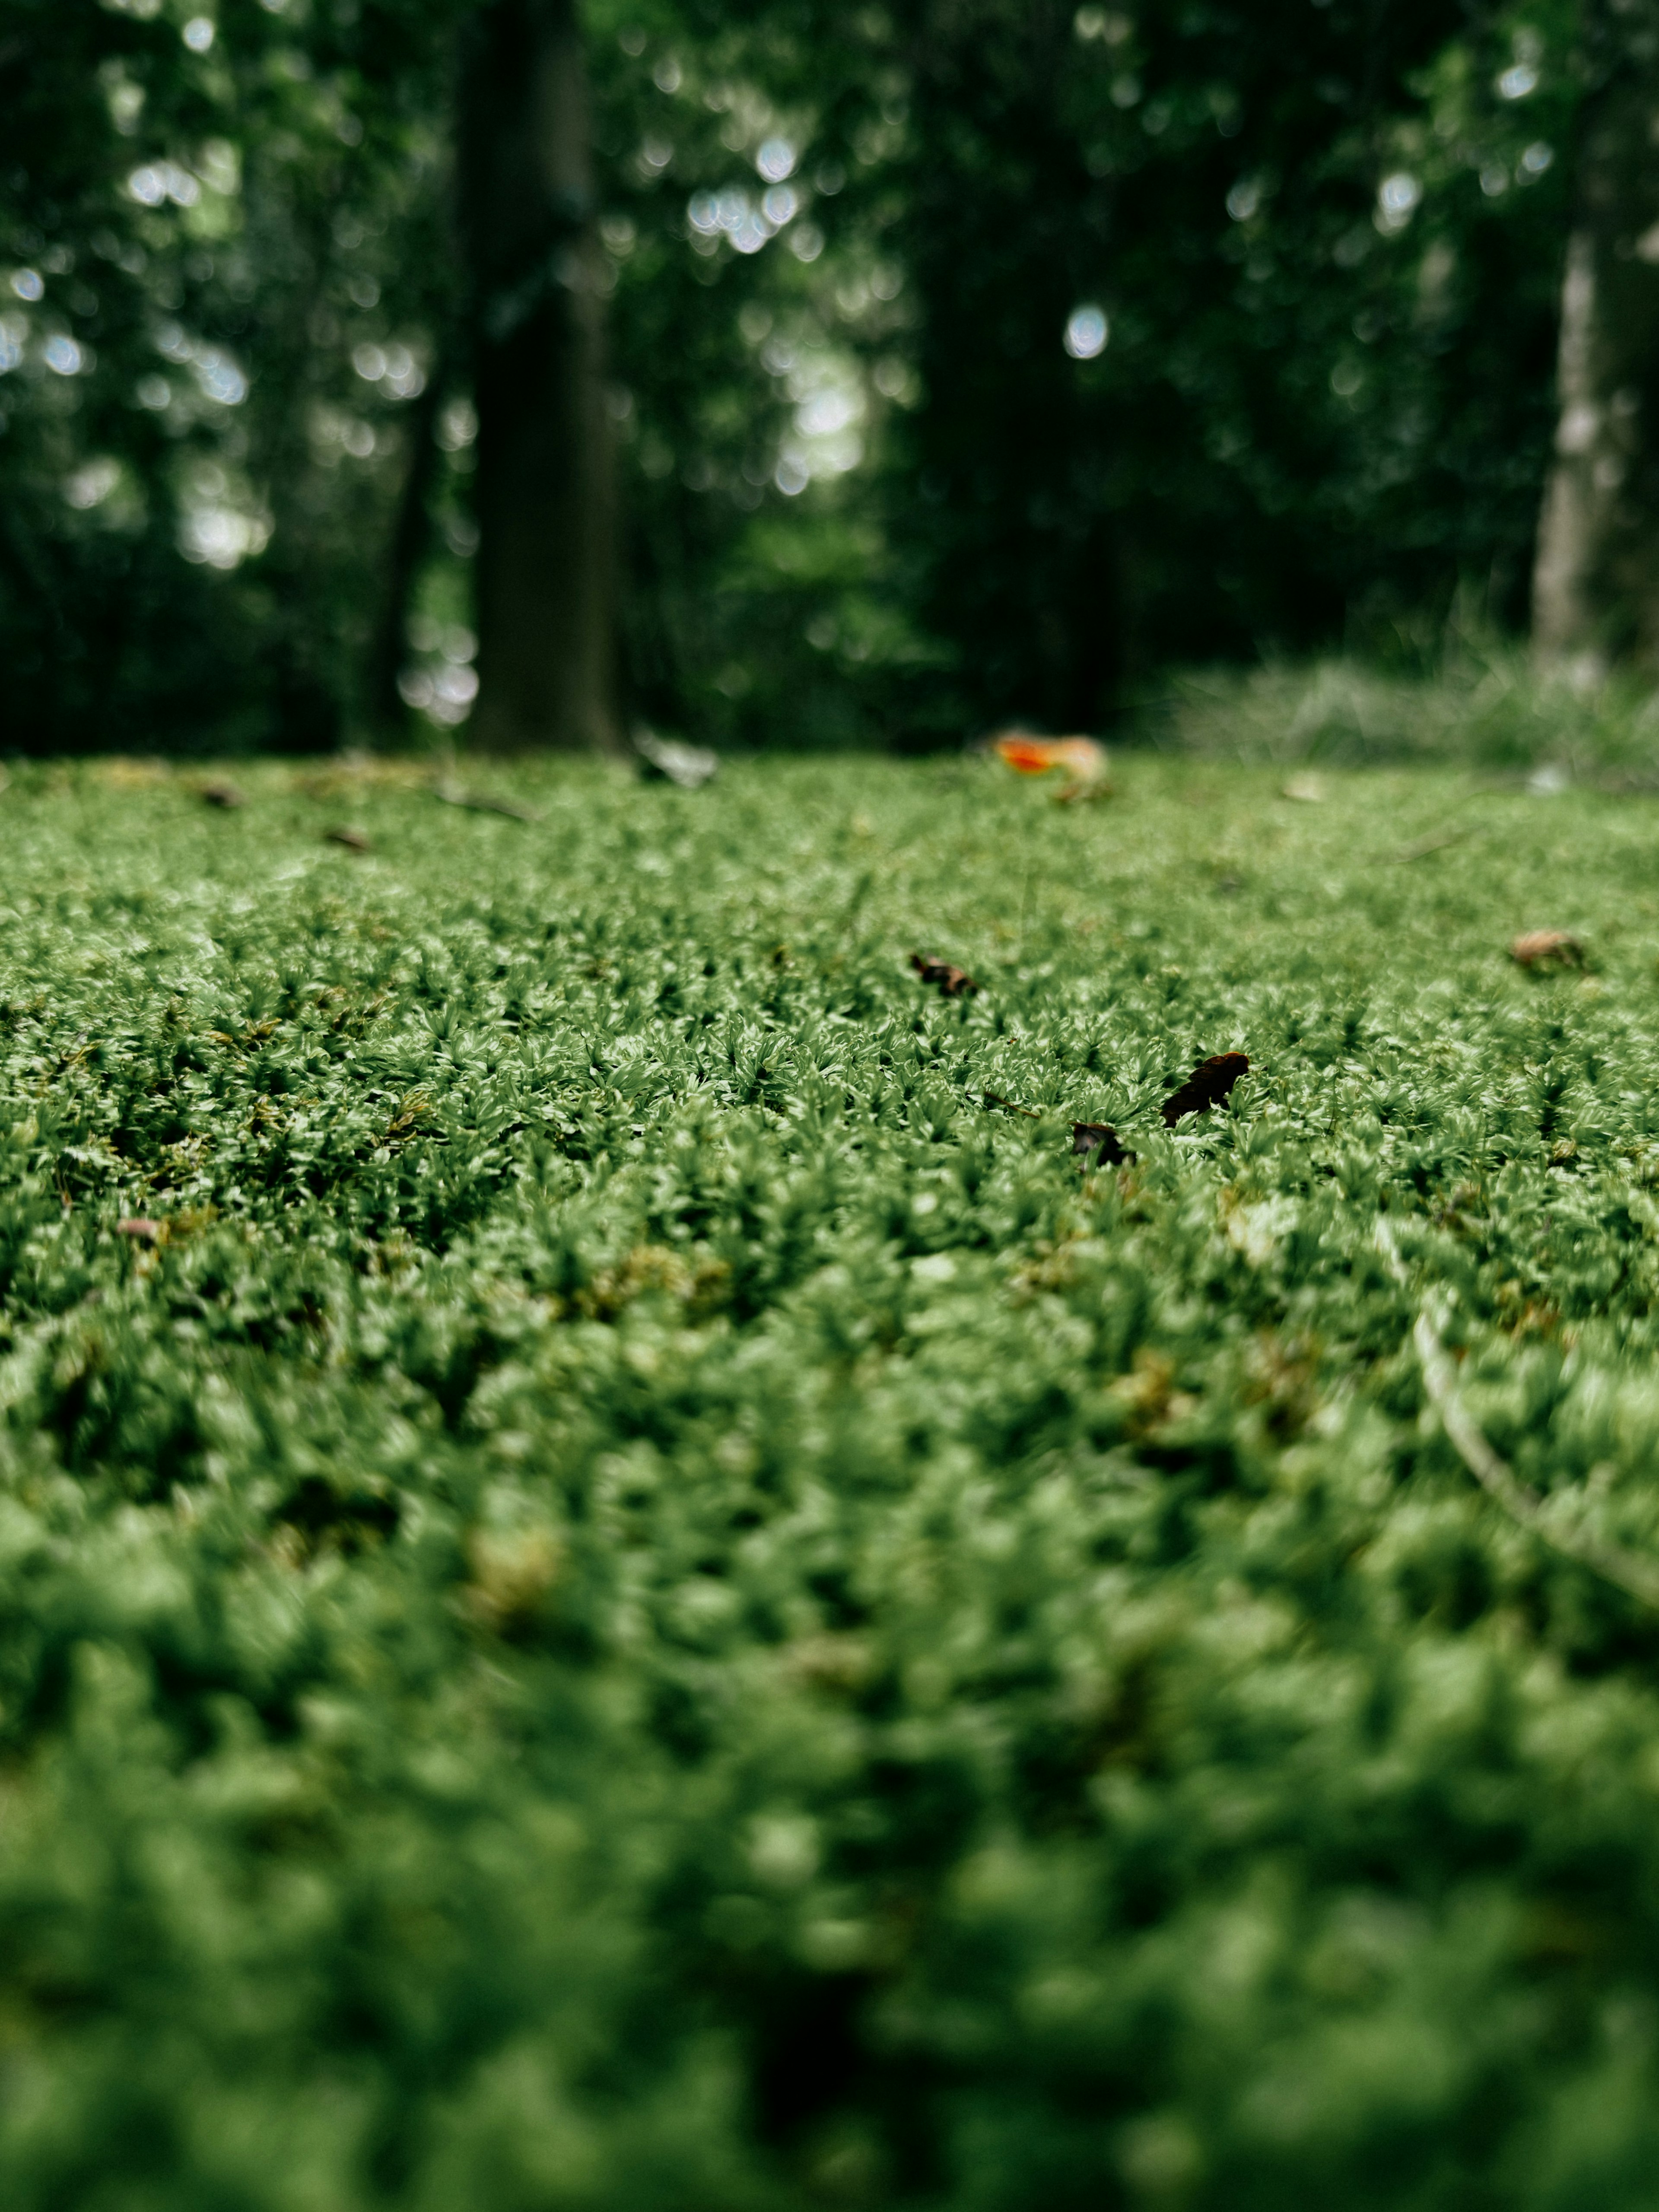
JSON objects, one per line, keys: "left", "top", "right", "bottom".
{"left": 3, "top": 747, "right": 1659, "bottom": 2206}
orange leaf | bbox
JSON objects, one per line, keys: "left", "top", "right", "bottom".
{"left": 992, "top": 733, "right": 1106, "bottom": 782}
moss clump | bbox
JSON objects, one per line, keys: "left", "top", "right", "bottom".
{"left": 0, "top": 752, "right": 1658, "bottom": 2206}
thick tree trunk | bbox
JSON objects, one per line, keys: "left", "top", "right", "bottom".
{"left": 1533, "top": 4, "right": 1659, "bottom": 681}
{"left": 458, "top": 0, "right": 620, "bottom": 751}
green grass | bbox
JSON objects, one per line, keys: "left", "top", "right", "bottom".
{"left": 6, "top": 747, "right": 1659, "bottom": 2208}
{"left": 1145, "top": 646, "right": 1659, "bottom": 779}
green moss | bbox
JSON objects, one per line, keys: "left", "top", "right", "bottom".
{"left": 0, "top": 750, "right": 1657, "bottom": 2206}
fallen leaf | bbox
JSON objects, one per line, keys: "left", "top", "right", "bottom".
{"left": 1072, "top": 1121, "right": 1135, "bottom": 1166}
{"left": 1511, "top": 928, "right": 1584, "bottom": 969}
{"left": 326, "top": 826, "right": 371, "bottom": 853}
{"left": 116, "top": 1217, "right": 162, "bottom": 1242}
{"left": 635, "top": 731, "right": 718, "bottom": 789}
{"left": 1162, "top": 1052, "right": 1250, "bottom": 1127}
{"left": 992, "top": 733, "right": 1109, "bottom": 799}
{"left": 910, "top": 953, "right": 979, "bottom": 998}
{"left": 201, "top": 780, "right": 245, "bottom": 809}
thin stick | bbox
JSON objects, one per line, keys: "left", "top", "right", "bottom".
{"left": 433, "top": 782, "right": 543, "bottom": 824}
{"left": 1377, "top": 826, "right": 1478, "bottom": 866}
{"left": 1376, "top": 1221, "right": 1659, "bottom": 1608}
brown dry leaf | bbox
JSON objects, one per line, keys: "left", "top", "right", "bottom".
{"left": 1071, "top": 1121, "right": 1135, "bottom": 1166}
{"left": 326, "top": 825, "right": 371, "bottom": 853}
{"left": 1162, "top": 1052, "right": 1251, "bottom": 1127}
{"left": 910, "top": 952, "right": 979, "bottom": 998}
{"left": 1510, "top": 928, "right": 1584, "bottom": 970}
{"left": 200, "top": 780, "right": 245, "bottom": 810}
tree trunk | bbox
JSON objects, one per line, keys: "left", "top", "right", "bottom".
{"left": 1533, "top": 3, "right": 1659, "bottom": 681}
{"left": 899, "top": 0, "right": 1122, "bottom": 737}
{"left": 458, "top": 0, "right": 620, "bottom": 751}
{"left": 367, "top": 365, "right": 447, "bottom": 737}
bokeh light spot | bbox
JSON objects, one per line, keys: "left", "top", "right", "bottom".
{"left": 1376, "top": 172, "right": 1421, "bottom": 232}
{"left": 66, "top": 458, "right": 121, "bottom": 511}
{"left": 1064, "top": 305, "right": 1109, "bottom": 359}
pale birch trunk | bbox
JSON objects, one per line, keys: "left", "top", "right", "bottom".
{"left": 1533, "top": 2, "right": 1659, "bottom": 680}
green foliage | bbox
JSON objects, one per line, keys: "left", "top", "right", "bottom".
{"left": 0, "top": 0, "right": 1594, "bottom": 751}
{"left": 880, "top": 0, "right": 1579, "bottom": 731}
{"left": 2, "top": 753, "right": 1659, "bottom": 2200}
{"left": 0, "top": 0, "right": 468, "bottom": 748}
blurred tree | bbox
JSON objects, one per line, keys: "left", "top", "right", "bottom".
{"left": 879, "top": 0, "right": 1574, "bottom": 738}
{"left": 1532, "top": 0, "right": 1659, "bottom": 679}
{"left": 460, "top": 0, "right": 620, "bottom": 750}
{"left": 0, "top": 0, "right": 1595, "bottom": 756}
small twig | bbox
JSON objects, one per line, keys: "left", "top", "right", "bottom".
{"left": 1378, "top": 825, "right": 1478, "bottom": 866}
{"left": 434, "top": 781, "right": 543, "bottom": 823}
{"left": 1415, "top": 1306, "right": 1659, "bottom": 1608}
{"left": 983, "top": 1089, "right": 1040, "bottom": 1119}
{"left": 1376, "top": 1220, "right": 1659, "bottom": 1608}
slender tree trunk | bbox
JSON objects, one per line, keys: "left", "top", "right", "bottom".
{"left": 1533, "top": 2, "right": 1659, "bottom": 680}
{"left": 899, "top": 0, "right": 1122, "bottom": 734}
{"left": 458, "top": 0, "right": 620, "bottom": 751}
{"left": 367, "top": 365, "right": 447, "bottom": 736}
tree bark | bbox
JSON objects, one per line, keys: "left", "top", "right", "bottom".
{"left": 458, "top": 0, "right": 620, "bottom": 751}
{"left": 899, "top": 0, "right": 1122, "bottom": 736}
{"left": 367, "top": 365, "right": 447, "bottom": 737}
{"left": 1533, "top": 2, "right": 1659, "bottom": 680}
